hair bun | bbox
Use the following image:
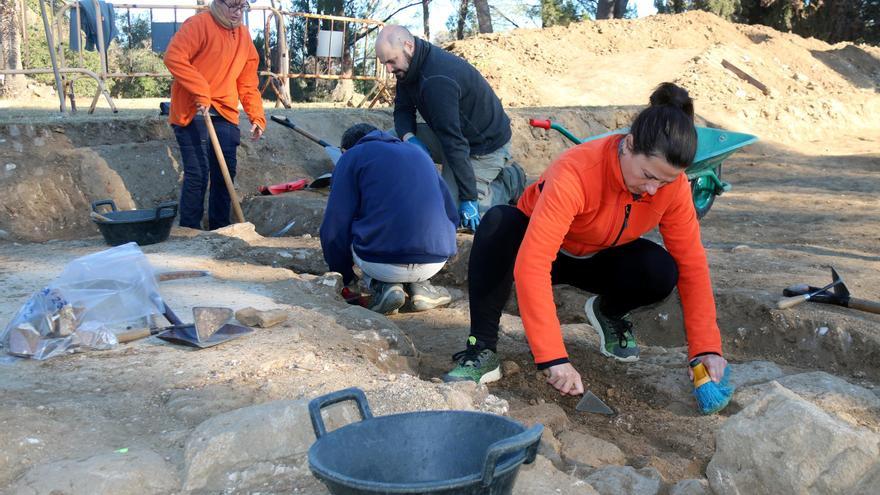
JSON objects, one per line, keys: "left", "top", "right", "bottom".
{"left": 649, "top": 82, "right": 694, "bottom": 119}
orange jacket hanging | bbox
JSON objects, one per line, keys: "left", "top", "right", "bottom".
{"left": 514, "top": 134, "right": 723, "bottom": 364}
{"left": 164, "top": 11, "right": 265, "bottom": 130}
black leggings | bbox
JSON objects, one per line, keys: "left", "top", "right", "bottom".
{"left": 468, "top": 205, "right": 679, "bottom": 350}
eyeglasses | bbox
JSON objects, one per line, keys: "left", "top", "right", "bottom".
{"left": 220, "top": 0, "right": 250, "bottom": 13}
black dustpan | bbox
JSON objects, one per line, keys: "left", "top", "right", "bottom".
{"left": 157, "top": 323, "right": 252, "bottom": 349}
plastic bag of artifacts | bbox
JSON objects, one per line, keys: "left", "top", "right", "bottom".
{"left": 0, "top": 242, "right": 165, "bottom": 360}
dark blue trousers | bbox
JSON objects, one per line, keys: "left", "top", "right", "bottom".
{"left": 172, "top": 116, "right": 240, "bottom": 230}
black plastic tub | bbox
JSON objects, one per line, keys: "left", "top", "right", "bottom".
{"left": 91, "top": 199, "right": 178, "bottom": 246}
{"left": 308, "top": 388, "right": 543, "bottom": 495}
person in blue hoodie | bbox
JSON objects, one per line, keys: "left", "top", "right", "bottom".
{"left": 320, "top": 124, "right": 459, "bottom": 315}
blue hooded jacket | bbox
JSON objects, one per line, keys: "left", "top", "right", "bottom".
{"left": 320, "top": 131, "right": 458, "bottom": 284}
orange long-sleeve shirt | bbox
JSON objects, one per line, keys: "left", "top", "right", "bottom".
{"left": 164, "top": 12, "right": 266, "bottom": 130}
{"left": 514, "top": 134, "right": 723, "bottom": 364}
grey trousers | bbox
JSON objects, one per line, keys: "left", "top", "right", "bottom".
{"left": 396, "top": 124, "right": 527, "bottom": 215}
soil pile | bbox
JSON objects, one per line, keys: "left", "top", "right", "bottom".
{"left": 448, "top": 11, "right": 880, "bottom": 144}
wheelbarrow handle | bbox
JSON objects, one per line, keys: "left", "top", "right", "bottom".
{"left": 480, "top": 424, "right": 543, "bottom": 487}
{"left": 528, "top": 118, "right": 551, "bottom": 129}
{"left": 308, "top": 387, "right": 374, "bottom": 439}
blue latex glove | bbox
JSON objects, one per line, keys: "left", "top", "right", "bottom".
{"left": 406, "top": 135, "right": 431, "bottom": 156}
{"left": 459, "top": 200, "right": 480, "bottom": 231}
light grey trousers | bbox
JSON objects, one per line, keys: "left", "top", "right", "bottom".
{"left": 394, "top": 124, "right": 527, "bottom": 215}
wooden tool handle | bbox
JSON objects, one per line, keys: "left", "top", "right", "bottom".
{"left": 156, "top": 270, "right": 211, "bottom": 282}
{"left": 849, "top": 298, "right": 880, "bottom": 315}
{"left": 204, "top": 116, "right": 245, "bottom": 224}
{"left": 777, "top": 294, "right": 810, "bottom": 309}
{"left": 90, "top": 211, "right": 112, "bottom": 222}
{"left": 117, "top": 328, "right": 152, "bottom": 343}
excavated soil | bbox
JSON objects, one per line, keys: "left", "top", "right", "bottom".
{"left": 1, "top": 10, "right": 879, "bottom": 492}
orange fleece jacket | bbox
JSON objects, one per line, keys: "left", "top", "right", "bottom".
{"left": 514, "top": 135, "right": 723, "bottom": 364}
{"left": 164, "top": 12, "right": 265, "bottom": 130}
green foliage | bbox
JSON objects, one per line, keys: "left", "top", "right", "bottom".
{"left": 20, "top": 3, "right": 170, "bottom": 97}
{"left": 536, "top": 0, "right": 581, "bottom": 27}
{"left": 694, "top": 0, "right": 740, "bottom": 20}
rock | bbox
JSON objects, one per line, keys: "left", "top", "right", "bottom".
{"left": 235, "top": 307, "right": 290, "bottom": 328}
{"left": 243, "top": 192, "right": 328, "bottom": 237}
{"left": 514, "top": 455, "right": 600, "bottom": 494}
{"left": 510, "top": 403, "right": 570, "bottom": 434}
{"left": 212, "top": 221, "right": 265, "bottom": 243}
{"left": 733, "top": 371, "right": 880, "bottom": 427}
{"left": 584, "top": 466, "right": 663, "bottom": 495}
{"left": 9, "top": 449, "right": 178, "bottom": 495}
{"left": 727, "top": 360, "right": 785, "bottom": 389}
{"left": 669, "top": 478, "right": 710, "bottom": 495}
{"left": 557, "top": 430, "right": 626, "bottom": 468}
{"left": 182, "top": 399, "right": 357, "bottom": 491}
{"left": 537, "top": 428, "right": 564, "bottom": 467}
{"left": 502, "top": 360, "right": 521, "bottom": 376}
{"left": 707, "top": 382, "right": 880, "bottom": 495}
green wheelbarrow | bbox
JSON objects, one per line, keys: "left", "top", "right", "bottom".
{"left": 529, "top": 119, "right": 758, "bottom": 219}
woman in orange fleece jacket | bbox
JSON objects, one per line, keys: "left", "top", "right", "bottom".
{"left": 443, "top": 83, "right": 728, "bottom": 396}
{"left": 164, "top": 0, "right": 265, "bottom": 230}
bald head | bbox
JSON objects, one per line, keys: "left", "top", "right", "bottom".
{"left": 376, "top": 25, "right": 416, "bottom": 80}
{"left": 376, "top": 25, "right": 414, "bottom": 51}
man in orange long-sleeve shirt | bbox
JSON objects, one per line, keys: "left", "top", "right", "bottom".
{"left": 164, "top": 0, "right": 265, "bottom": 230}
{"left": 444, "top": 83, "right": 729, "bottom": 401}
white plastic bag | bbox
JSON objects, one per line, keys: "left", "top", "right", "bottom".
{"left": 1, "top": 243, "right": 164, "bottom": 359}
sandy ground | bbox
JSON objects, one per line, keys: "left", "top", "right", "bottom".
{"left": 0, "top": 9, "right": 879, "bottom": 493}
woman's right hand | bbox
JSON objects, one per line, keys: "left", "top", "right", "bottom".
{"left": 543, "top": 362, "right": 584, "bottom": 396}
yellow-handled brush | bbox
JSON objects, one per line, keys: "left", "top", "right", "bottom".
{"left": 691, "top": 359, "right": 734, "bottom": 415}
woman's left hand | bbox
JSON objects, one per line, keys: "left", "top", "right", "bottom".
{"left": 687, "top": 353, "right": 728, "bottom": 383}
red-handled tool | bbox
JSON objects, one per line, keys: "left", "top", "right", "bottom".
{"left": 529, "top": 118, "right": 552, "bottom": 129}
{"left": 259, "top": 179, "right": 308, "bottom": 196}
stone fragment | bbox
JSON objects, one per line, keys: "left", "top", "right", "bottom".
{"left": 558, "top": 430, "right": 626, "bottom": 468}
{"left": 235, "top": 307, "right": 290, "bottom": 328}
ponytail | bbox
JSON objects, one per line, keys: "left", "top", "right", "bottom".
{"left": 630, "top": 82, "right": 697, "bottom": 169}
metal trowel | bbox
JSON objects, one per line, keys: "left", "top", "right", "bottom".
{"left": 576, "top": 390, "right": 615, "bottom": 415}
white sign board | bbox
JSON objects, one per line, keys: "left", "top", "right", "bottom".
{"left": 316, "top": 30, "right": 344, "bottom": 58}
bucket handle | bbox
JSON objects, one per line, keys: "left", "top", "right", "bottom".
{"left": 480, "top": 424, "right": 543, "bottom": 487}
{"left": 154, "top": 201, "right": 179, "bottom": 221}
{"left": 308, "top": 387, "right": 373, "bottom": 439}
{"left": 91, "top": 199, "right": 118, "bottom": 213}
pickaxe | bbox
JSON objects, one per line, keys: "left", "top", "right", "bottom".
{"left": 778, "top": 267, "right": 880, "bottom": 315}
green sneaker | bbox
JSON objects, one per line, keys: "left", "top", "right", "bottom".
{"left": 585, "top": 295, "right": 640, "bottom": 362}
{"left": 442, "top": 336, "right": 501, "bottom": 384}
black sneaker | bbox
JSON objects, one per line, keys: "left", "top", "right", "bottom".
{"left": 368, "top": 280, "right": 406, "bottom": 315}
{"left": 405, "top": 281, "right": 452, "bottom": 311}
{"left": 442, "top": 336, "right": 501, "bottom": 384}
{"left": 585, "top": 295, "right": 640, "bottom": 362}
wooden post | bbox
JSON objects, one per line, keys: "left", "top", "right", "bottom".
{"left": 38, "top": 0, "right": 66, "bottom": 112}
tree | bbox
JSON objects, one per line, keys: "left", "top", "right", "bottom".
{"left": 538, "top": 0, "right": 581, "bottom": 27}
{"left": 0, "top": 0, "right": 27, "bottom": 96}
{"left": 422, "top": 0, "right": 430, "bottom": 40}
{"left": 474, "top": 0, "right": 493, "bottom": 33}
{"left": 456, "top": 0, "right": 470, "bottom": 39}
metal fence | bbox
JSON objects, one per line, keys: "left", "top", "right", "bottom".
{"left": 2, "top": 0, "right": 391, "bottom": 113}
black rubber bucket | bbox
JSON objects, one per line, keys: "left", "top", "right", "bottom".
{"left": 91, "top": 199, "right": 178, "bottom": 246}
{"left": 308, "top": 388, "right": 543, "bottom": 495}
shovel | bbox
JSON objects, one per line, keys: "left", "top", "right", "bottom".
{"left": 156, "top": 306, "right": 253, "bottom": 348}
{"left": 270, "top": 115, "right": 342, "bottom": 189}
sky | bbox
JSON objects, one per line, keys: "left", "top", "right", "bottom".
{"left": 125, "top": 0, "right": 659, "bottom": 37}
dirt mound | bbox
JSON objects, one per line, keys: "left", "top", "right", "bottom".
{"left": 448, "top": 11, "right": 880, "bottom": 144}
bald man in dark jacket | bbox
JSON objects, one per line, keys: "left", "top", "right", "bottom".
{"left": 376, "top": 25, "right": 526, "bottom": 232}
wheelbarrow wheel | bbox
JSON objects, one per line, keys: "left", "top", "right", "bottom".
{"left": 690, "top": 164, "right": 721, "bottom": 219}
